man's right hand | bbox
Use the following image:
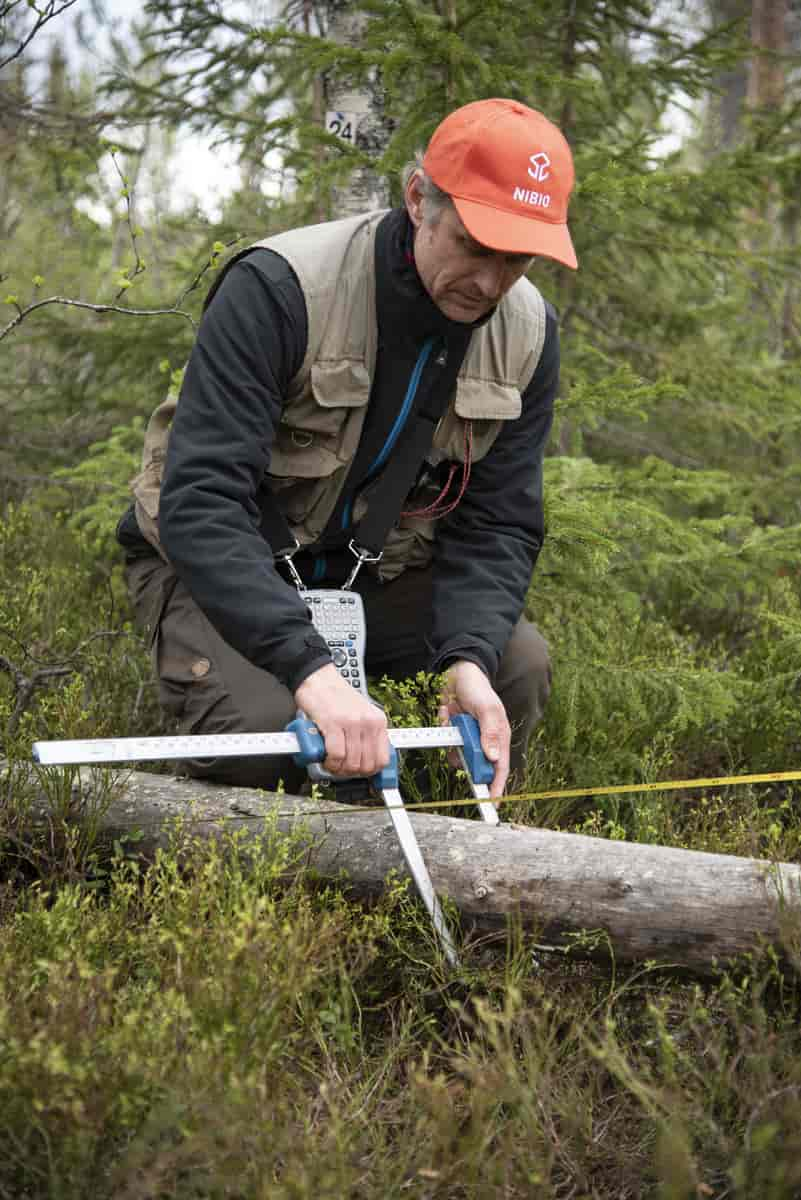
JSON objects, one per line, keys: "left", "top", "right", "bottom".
{"left": 294, "top": 663, "right": 390, "bottom": 778}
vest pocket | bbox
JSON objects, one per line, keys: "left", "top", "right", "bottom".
{"left": 311, "top": 358, "right": 371, "bottom": 411}
{"left": 265, "top": 420, "right": 354, "bottom": 542}
{"left": 130, "top": 453, "right": 168, "bottom": 556}
{"left": 454, "top": 377, "right": 522, "bottom": 421}
{"left": 265, "top": 360, "right": 371, "bottom": 540}
{"left": 378, "top": 516, "right": 436, "bottom": 582}
{"left": 129, "top": 393, "right": 178, "bottom": 552}
{"left": 131, "top": 453, "right": 164, "bottom": 521}
{"left": 266, "top": 471, "right": 347, "bottom": 543}
{"left": 433, "top": 378, "right": 522, "bottom": 463}
{"left": 268, "top": 358, "right": 371, "bottom": 475}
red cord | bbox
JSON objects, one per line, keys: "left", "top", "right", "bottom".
{"left": 401, "top": 421, "right": 473, "bottom": 520}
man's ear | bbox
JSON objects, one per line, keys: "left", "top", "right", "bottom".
{"left": 404, "top": 170, "right": 425, "bottom": 228}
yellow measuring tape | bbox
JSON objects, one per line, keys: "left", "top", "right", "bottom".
{"left": 289, "top": 768, "right": 801, "bottom": 818}
{"left": 489, "top": 768, "right": 801, "bottom": 809}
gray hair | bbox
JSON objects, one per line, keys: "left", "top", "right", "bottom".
{"left": 400, "top": 152, "right": 454, "bottom": 224}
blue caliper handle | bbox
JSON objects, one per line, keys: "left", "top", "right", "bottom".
{"left": 287, "top": 717, "right": 326, "bottom": 765}
{"left": 286, "top": 717, "right": 400, "bottom": 790}
{"left": 372, "top": 745, "right": 399, "bottom": 791}
{"left": 451, "top": 713, "right": 494, "bottom": 785}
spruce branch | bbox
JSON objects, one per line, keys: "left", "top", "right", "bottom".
{"left": 568, "top": 305, "right": 658, "bottom": 360}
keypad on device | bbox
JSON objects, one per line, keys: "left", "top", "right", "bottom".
{"left": 303, "top": 592, "right": 366, "bottom": 692}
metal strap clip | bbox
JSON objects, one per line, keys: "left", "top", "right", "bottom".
{"left": 343, "top": 540, "right": 383, "bottom": 591}
{"left": 276, "top": 537, "right": 306, "bottom": 592}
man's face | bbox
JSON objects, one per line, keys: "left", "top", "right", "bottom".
{"left": 405, "top": 174, "right": 533, "bottom": 323}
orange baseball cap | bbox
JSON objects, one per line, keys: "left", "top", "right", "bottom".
{"left": 422, "top": 98, "right": 577, "bottom": 269}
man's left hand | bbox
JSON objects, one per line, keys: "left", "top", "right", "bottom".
{"left": 437, "top": 660, "right": 511, "bottom": 799}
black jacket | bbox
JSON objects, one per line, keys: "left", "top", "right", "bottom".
{"left": 118, "top": 208, "right": 559, "bottom": 693}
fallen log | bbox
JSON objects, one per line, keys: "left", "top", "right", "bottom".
{"left": 28, "top": 767, "right": 801, "bottom": 973}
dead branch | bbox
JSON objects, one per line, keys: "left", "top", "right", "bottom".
{"left": 21, "top": 767, "right": 801, "bottom": 975}
{"left": 0, "top": 296, "right": 196, "bottom": 343}
{"left": 0, "top": 653, "right": 72, "bottom": 736}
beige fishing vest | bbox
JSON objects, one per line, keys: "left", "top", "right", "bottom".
{"left": 131, "top": 210, "right": 547, "bottom": 581}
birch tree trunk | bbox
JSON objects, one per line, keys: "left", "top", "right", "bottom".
{"left": 323, "top": 0, "right": 391, "bottom": 215}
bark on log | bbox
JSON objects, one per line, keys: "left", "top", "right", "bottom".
{"left": 34, "top": 768, "right": 801, "bottom": 974}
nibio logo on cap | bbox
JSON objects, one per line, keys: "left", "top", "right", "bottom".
{"left": 517, "top": 149, "right": 553, "bottom": 211}
{"left": 422, "top": 98, "right": 577, "bottom": 269}
{"left": 527, "top": 152, "right": 551, "bottom": 184}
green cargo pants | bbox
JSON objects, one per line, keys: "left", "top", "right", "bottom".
{"left": 126, "top": 556, "right": 551, "bottom": 794}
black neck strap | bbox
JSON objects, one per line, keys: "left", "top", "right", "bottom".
{"left": 259, "top": 379, "right": 447, "bottom": 585}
